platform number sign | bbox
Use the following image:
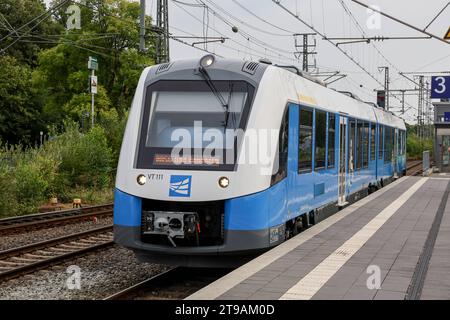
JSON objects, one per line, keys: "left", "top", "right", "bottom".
{"left": 431, "top": 76, "right": 450, "bottom": 99}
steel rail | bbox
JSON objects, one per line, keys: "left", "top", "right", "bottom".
{"left": 0, "top": 226, "right": 114, "bottom": 282}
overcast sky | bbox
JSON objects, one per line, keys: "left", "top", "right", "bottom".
{"left": 47, "top": 0, "right": 450, "bottom": 123}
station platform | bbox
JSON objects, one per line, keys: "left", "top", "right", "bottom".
{"left": 187, "top": 176, "right": 450, "bottom": 300}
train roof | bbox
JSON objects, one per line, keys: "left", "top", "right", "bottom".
{"left": 262, "top": 64, "right": 405, "bottom": 129}
{"left": 145, "top": 57, "right": 406, "bottom": 130}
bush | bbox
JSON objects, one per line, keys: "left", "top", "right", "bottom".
{"left": 58, "top": 125, "right": 113, "bottom": 190}
{"left": 97, "top": 108, "right": 128, "bottom": 167}
{"left": 14, "top": 160, "right": 48, "bottom": 214}
{"left": 0, "top": 142, "right": 62, "bottom": 216}
{"left": 407, "top": 134, "right": 433, "bottom": 160}
{"left": 0, "top": 161, "right": 17, "bottom": 218}
{"left": 0, "top": 123, "right": 115, "bottom": 217}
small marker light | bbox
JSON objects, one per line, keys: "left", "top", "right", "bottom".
{"left": 218, "top": 177, "right": 230, "bottom": 188}
{"left": 200, "top": 54, "right": 215, "bottom": 68}
{"left": 137, "top": 174, "right": 147, "bottom": 186}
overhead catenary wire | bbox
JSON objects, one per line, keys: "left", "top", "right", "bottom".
{"left": 5, "top": 0, "right": 297, "bottom": 67}
{"left": 171, "top": 35, "right": 223, "bottom": 57}
{"left": 272, "top": 1, "right": 384, "bottom": 87}
{"left": 171, "top": 0, "right": 298, "bottom": 65}
{"left": 170, "top": 25, "right": 297, "bottom": 66}
{"left": 335, "top": 0, "right": 417, "bottom": 111}
{"left": 172, "top": 0, "right": 419, "bottom": 116}
{"left": 69, "top": 0, "right": 259, "bottom": 63}
{"left": 273, "top": 1, "right": 420, "bottom": 116}
{"left": 2, "top": 0, "right": 431, "bottom": 121}
{"left": 174, "top": 0, "right": 292, "bottom": 37}
{"left": 0, "top": 28, "right": 121, "bottom": 59}
{"left": 350, "top": 0, "right": 450, "bottom": 46}
{"left": 0, "top": 0, "right": 70, "bottom": 42}
{"left": 424, "top": 1, "right": 450, "bottom": 31}
{"left": 196, "top": 0, "right": 296, "bottom": 55}
{"left": 413, "top": 53, "right": 450, "bottom": 72}
{"left": 231, "top": 0, "right": 296, "bottom": 35}
{"left": 0, "top": 12, "right": 20, "bottom": 38}
{"left": 0, "top": 0, "right": 71, "bottom": 53}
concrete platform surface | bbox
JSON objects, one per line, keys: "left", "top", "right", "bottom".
{"left": 187, "top": 177, "right": 450, "bottom": 300}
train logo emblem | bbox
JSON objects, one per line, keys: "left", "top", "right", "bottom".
{"left": 169, "top": 176, "right": 192, "bottom": 197}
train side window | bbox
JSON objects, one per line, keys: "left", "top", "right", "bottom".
{"left": 399, "top": 130, "right": 405, "bottom": 156}
{"left": 349, "top": 119, "right": 356, "bottom": 173}
{"left": 404, "top": 131, "right": 407, "bottom": 155}
{"left": 370, "top": 123, "right": 376, "bottom": 161}
{"left": 356, "top": 121, "right": 363, "bottom": 170}
{"left": 271, "top": 109, "right": 289, "bottom": 185}
{"left": 399, "top": 131, "right": 403, "bottom": 155}
{"left": 392, "top": 128, "right": 396, "bottom": 158}
{"left": 362, "top": 122, "right": 368, "bottom": 168}
{"left": 384, "top": 127, "right": 392, "bottom": 163}
{"left": 400, "top": 131, "right": 403, "bottom": 155}
{"left": 328, "top": 113, "right": 336, "bottom": 169}
{"left": 402, "top": 131, "right": 407, "bottom": 155}
{"left": 299, "top": 108, "right": 313, "bottom": 173}
{"left": 384, "top": 127, "right": 389, "bottom": 163}
{"left": 315, "top": 110, "right": 327, "bottom": 170}
{"left": 379, "top": 126, "right": 384, "bottom": 160}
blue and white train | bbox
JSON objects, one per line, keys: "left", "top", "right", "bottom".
{"left": 114, "top": 55, "right": 407, "bottom": 267}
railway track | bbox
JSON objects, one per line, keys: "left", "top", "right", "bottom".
{"left": 105, "top": 267, "right": 229, "bottom": 300}
{"left": 0, "top": 204, "right": 113, "bottom": 235}
{"left": 0, "top": 225, "right": 114, "bottom": 282}
{"left": 407, "top": 160, "right": 424, "bottom": 176}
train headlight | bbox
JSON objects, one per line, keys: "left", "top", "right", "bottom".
{"left": 200, "top": 54, "right": 215, "bottom": 68}
{"left": 218, "top": 177, "right": 230, "bottom": 188}
{"left": 137, "top": 174, "right": 147, "bottom": 186}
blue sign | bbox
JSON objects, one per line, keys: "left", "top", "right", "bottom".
{"left": 169, "top": 175, "right": 192, "bottom": 197}
{"left": 431, "top": 76, "right": 450, "bottom": 99}
{"left": 445, "top": 112, "right": 450, "bottom": 122}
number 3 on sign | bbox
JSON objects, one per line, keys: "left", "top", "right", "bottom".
{"left": 431, "top": 76, "right": 450, "bottom": 99}
{"left": 435, "top": 77, "right": 446, "bottom": 94}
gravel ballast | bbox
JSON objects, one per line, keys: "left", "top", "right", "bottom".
{"left": 0, "top": 246, "right": 169, "bottom": 300}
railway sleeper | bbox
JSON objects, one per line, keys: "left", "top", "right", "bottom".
{"left": 34, "top": 250, "right": 57, "bottom": 256}
{"left": 48, "top": 247, "right": 76, "bottom": 253}
{"left": 59, "top": 244, "right": 89, "bottom": 250}
{"left": 77, "top": 239, "right": 99, "bottom": 244}
{"left": 9, "top": 257, "right": 41, "bottom": 263}
{"left": 23, "top": 253, "right": 51, "bottom": 259}
{"left": 0, "top": 260, "right": 24, "bottom": 266}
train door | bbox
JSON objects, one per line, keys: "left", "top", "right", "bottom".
{"left": 394, "top": 129, "right": 399, "bottom": 178}
{"left": 393, "top": 129, "right": 398, "bottom": 178}
{"left": 287, "top": 104, "right": 299, "bottom": 220}
{"left": 338, "top": 116, "right": 348, "bottom": 206}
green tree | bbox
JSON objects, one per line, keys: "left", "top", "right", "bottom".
{"left": 0, "top": 55, "right": 44, "bottom": 145}
{"left": 0, "top": 0, "right": 62, "bottom": 66}
{"left": 35, "top": 0, "right": 154, "bottom": 127}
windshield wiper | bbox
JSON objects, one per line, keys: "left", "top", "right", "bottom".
{"left": 225, "top": 83, "right": 236, "bottom": 129}
{"left": 198, "top": 67, "right": 230, "bottom": 128}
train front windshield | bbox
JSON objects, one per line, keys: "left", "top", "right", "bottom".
{"left": 136, "top": 80, "right": 255, "bottom": 171}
